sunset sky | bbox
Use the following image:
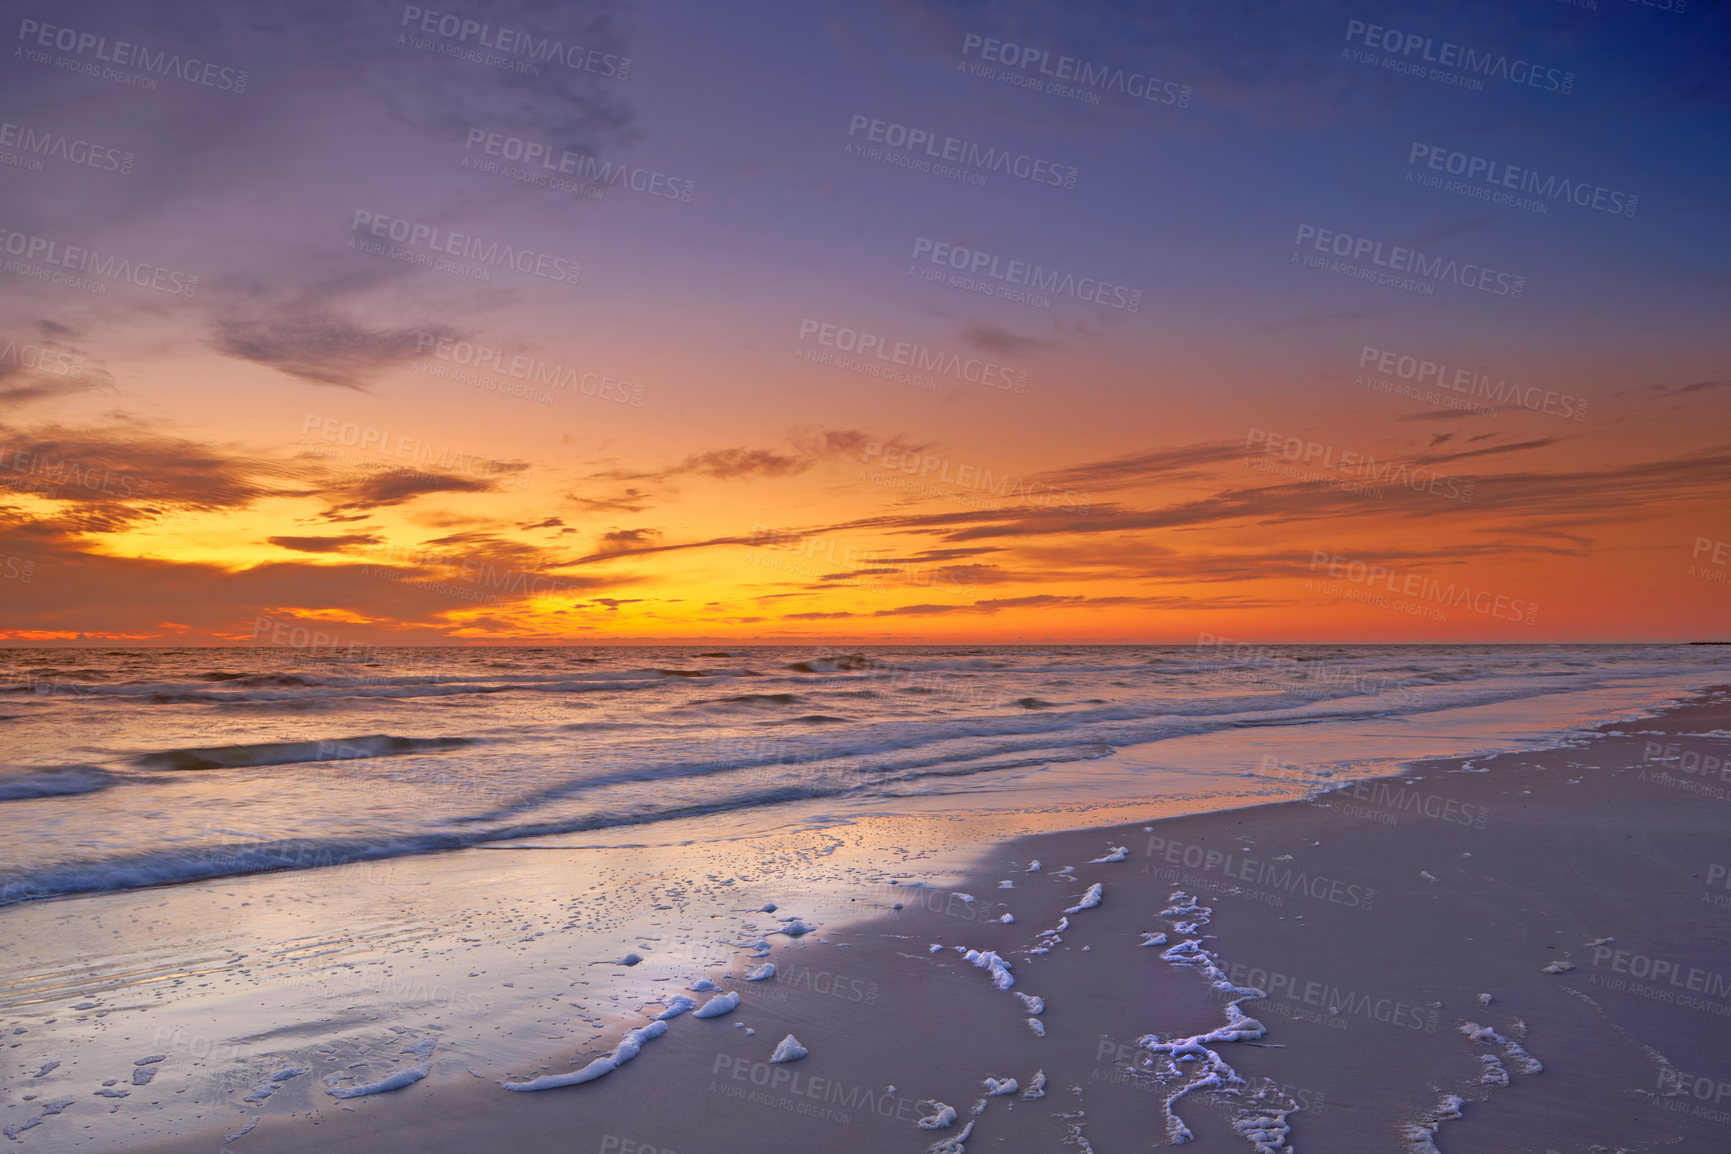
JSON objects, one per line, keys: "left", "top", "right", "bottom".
{"left": 2, "top": 0, "right": 1728, "bottom": 644}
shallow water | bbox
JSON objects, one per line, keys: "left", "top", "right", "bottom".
{"left": 2, "top": 643, "right": 1724, "bottom": 905}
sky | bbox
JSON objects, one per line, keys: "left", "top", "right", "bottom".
{"left": 0, "top": 0, "right": 1728, "bottom": 645}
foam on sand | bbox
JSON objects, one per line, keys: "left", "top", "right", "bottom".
{"left": 1063, "top": 883, "right": 1103, "bottom": 914}
{"left": 243, "top": 1065, "right": 308, "bottom": 1104}
{"left": 222, "top": 1116, "right": 260, "bottom": 1144}
{"left": 1088, "top": 846, "right": 1128, "bottom": 863}
{"left": 2, "top": 1099, "right": 74, "bottom": 1140}
{"left": 325, "top": 1038, "right": 434, "bottom": 1099}
{"left": 960, "top": 948, "right": 1014, "bottom": 990}
{"left": 1400, "top": 1094, "right": 1464, "bottom": 1153}
{"left": 768, "top": 1034, "right": 807, "bottom": 1063}
{"left": 743, "top": 963, "right": 775, "bottom": 981}
{"left": 1130, "top": 890, "right": 1287, "bottom": 1143}
{"left": 692, "top": 990, "right": 741, "bottom": 1018}
{"left": 925, "top": 1119, "right": 974, "bottom": 1153}
{"left": 652, "top": 995, "right": 696, "bottom": 1020}
{"left": 1226, "top": 1081, "right": 1301, "bottom": 1154}
{"left": 1459, "top": 1021, "right": 1543, "bottom": 1074}
{"left": 499, "top": 1022, "right": 666, "bottom": 1091}
{"left": 916, "top": 1100, "right": 957, "bottom": 1129}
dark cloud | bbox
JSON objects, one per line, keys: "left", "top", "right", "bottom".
{"left": 672, "top": 448, "right": 812, "bottom": 480}
{"left": 0, "top": 333, "right": 114, "bottom": 405}
{"left": 0, "top": 373, "right": 106, "bottom": 406}
{"left": 0, "top": 417, "right": 300, "bottom": 531}
{"left": 1395, "top": 410, "right": 1495, "bottom": 422}
{"left": 787, "top": 428, "right": 881, "bottom": 458}
{"left": 596, "top": 527, "right": 662, "bottom": 552}
{"left": 267, "top": 533, "right": 380, "bottom": 553}
{"left": 1412, "top": 438, "right": 1561, "bottom": 466}
{"left": 960, "top": 323, "right": 1050, "bottom": 357}
{"left": 212, "top": 310, "right": 460, "bottom": 390}
{"left": 567, "top": 532, "right": 758, "bottom": 565}
{"left": 0, "top": 525, "right": 622, "bottom": 640}
{"left": 325, "top": 471, "right": 495, "bottom": 513}
{"left": 570, "top": 488, "right": 656, "bottom": 514}
{"left": 1619, "top": 379, "right": 1731, "bottom": 398}
{"left": 1031, "top": 443, "right": 1241, "bottom": 491}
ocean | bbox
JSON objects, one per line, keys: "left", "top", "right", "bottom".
{"left": 2, "top": 643, "right": 1725, "bottom": 907}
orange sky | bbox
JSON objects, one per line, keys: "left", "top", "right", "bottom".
{"left": 2, "top": 1, "right": 1728, "bottom": 644}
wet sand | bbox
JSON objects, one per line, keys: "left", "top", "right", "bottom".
{"left": 106, "top": 688, "right": 1731, "bottom": 1151}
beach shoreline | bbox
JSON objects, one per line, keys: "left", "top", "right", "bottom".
{"left": 85, "top": 685, "right": 1731, "bottom": 1153}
